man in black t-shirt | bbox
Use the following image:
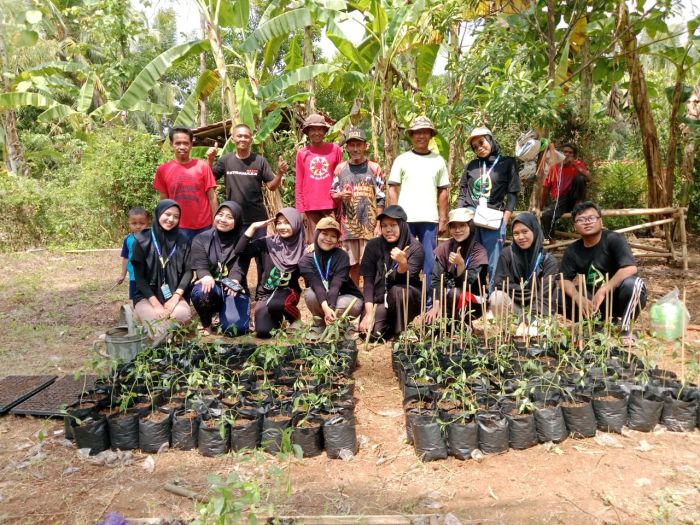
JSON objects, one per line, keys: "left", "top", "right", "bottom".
{"left": 559, "top": 201, "right": 646, "bottom": 342}
{"left": 207, "top": 123, "right": 288, "bottom": 294}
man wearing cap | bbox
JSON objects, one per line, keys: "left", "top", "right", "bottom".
{"left": 457, "top": 126, "right": 520, "bottom": 286}
{"left": 387, "top": 116, "right": 449, "bottom": 290}
{"left": 331, "top": 127, "right": 386, "bottom": 285}
{"left": 295, "top": 114, "right": 343, "bottom": 242}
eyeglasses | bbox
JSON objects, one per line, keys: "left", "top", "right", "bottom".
{"left": 471, "top": 138, "right": 488, "bottom": 150}
{"left": 574, "top": 215, "right": 600, "bottom": 225}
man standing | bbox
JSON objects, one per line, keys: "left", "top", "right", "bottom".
{"left": 540, "top": 142, "right": 591, "bottom": 241}
{"left": 154, "top": 127, "right": 218, "bottom": 242}
{"left": 295, "top": 114, "right": 343, "bottom": 242}
{"left": 207, "top": 123, "right": 287, "bottom": 231}
{"left": 387, "top": 116, "right": 449, "bottom": 286}
{"left": 330, "top": 127, "right": 385, "bottom": 285}
{"left": 559, "top": 201, "right": 646, "bottom": 344}
{"left": 207, "top": 123, "right": 288, "bottom": 293}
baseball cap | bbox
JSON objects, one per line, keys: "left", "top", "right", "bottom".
{"left": 376, "top": 205, "right": 408, "bottom": 222}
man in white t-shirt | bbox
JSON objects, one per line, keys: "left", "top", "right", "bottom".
{"left": 387, "top": 116, "right": 449, "bottom": 295}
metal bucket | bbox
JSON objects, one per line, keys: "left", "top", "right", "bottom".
{"left": 93, "top": 305, "right": 148, "bottom": 363}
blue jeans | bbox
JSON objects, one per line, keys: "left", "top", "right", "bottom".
{"left": 408, "top": 222, "right": 437, "bottom": 281}
{"left": 191, "top": 283, "right": 250, "bottom": 335}
{"left": 476, "top": 221, "right": 507, "bottom": 292}
{"left": 181, "top": 226, "right": 211, "bottom": 244}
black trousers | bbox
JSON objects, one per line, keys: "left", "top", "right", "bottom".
{"left": 254, "top": 288, "right": 300, "bottom": 338}
{"left": 561, "top": 276, "right": 647, "bottom": 332}
{"left": 541, "top": 174, "right": 588, "bottom": 239}
{"left": 368, "top": 285, "right": 421, "bottom": 340}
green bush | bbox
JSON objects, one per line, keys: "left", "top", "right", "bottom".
{"left": 589, "top": 160, "right": 647, "bottom": 229}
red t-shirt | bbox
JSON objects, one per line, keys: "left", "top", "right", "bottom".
{"left": 544, "top": 160, "right": 588, "bottom": 199}
{"left": 295, "top": 143, "right": 343, "bottom": 212}
{"left": 153, "top": 159, "right": 217, "bottom": 229}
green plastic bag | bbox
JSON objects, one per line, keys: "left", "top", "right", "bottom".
{"left": 649, "top": 288, "right": 689, "bottom": 341}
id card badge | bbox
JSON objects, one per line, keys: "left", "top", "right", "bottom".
{"left": 384, "top": 292, "right": 388, "bottom": 308}
{"left": 322, "top": 279, "right": 329, "bottom": 292}
{"left": 161, "top": 283, "right": 172, "bottom": 300}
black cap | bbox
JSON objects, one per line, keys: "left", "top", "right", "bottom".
{"left": 376, "top": 205, "right": 407, "bottom": 222}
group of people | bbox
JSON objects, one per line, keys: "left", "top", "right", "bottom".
{"left": 117, "top": 116, "right": 647, "bottom": 345}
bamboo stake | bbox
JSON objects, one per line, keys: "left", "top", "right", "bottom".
{"left": 450, "top": 287, "right": 457, "bottom": 355}
{"left": 404, "top": 270, "right": 410, "bottom": 341}
{"left": 363, "top": 303, "right": 377, "bottom": 353}
{"left": 681, "top": 287, "right": 687, "bottom": 383}
{"left": 460, "top": 270, "right": 468, "bottom": 350}
{"left": 420, "top": 274, "right": 427, "bottom": 342}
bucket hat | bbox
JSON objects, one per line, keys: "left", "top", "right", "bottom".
{"left": 316, "top": 217, "right": 341, "bottom": 234}
{"left": 448, "top": 208, "right": 475, "bottom": 224}
{"left": 468, "top": 126, "right": 492, "bottom": 144}
{"left": 406, "top": 116, "right": 437, "bottom": 137}
{"left": 302, "top": 114, "right": 331, "bottom": 133}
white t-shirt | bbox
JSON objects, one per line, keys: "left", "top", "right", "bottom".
{"left": 388, "top": 150, "right": 449, "bottom": 223}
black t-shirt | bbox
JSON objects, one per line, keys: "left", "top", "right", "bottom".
{"left": 560, "top": 230, "right": 637, "bottom": 292}
{"left": 212, "top": 153, "right": 274, "bottom": 223}
{"left": 457, "top": 155, "right": 520, "bottom": 211}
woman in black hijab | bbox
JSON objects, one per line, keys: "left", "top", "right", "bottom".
{"left": 299, "top": 217, "right": 363, "bottom": 336}
{"left": 236, "top": 207, "right": 305, "bottom": 338}
{"left": 489, "top": 212, "right": 559, "bottom": 324}
{"left": 425, "top": 208, "right": 489, "bottom": 324}
{"left": 131, "top": 199, "right": 192, "bottom": 341}
{"left": 190, "top": 201, "right": 249, "bottom": 336}
{"left": 358, "top": 205, "right": 424, "bottom": 340}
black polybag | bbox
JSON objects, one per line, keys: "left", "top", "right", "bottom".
{"left": 323, "top": 416, "right": 358, "bottom": 458}
{"left": 230, "top": 417, "right": 261, "bottom": 451}
{"left": 534, "top": 405, "right": 568, "bottom": 443}
{"left": 171, "top": 411, "right": 200, "bottom": 450}
{"left": 412, "top": 415, "right": 448, "bottom": 461}
{"left": 292, "top": 418, "right": 324, "bottom": 458}
{"left": 592, "top": 393, "right": 628, "bottom": 433}
{"left": 506, "top": 412, "right": 538, "bottom": 449}
{"left": 198, "top": 421, "right": 229, "bottom": 457}
{"left": 139, "top": 412, "right": 171, "bottom": 453}
{"left": 74, "top": 416, "right": 110, "bottom": 455}
{"left": 446, "top": 416, "right": 479, "bottom": 459}
{"left": 561, "top": 399, "right": 597, "bottom": 438}
{"left": 262, "top": 414, "right": 291, "bottom": 454}
{"left": 661, "top": 393, "right": 697, "bottom": 432}
{"left": 627, "top": 391, "right": 663, "bottom": 432}
{"left": 107, "top": 413, "right": 139, "bottom": 450}
{"left": 477, "top": 411, "right": 509, "bottom": 454}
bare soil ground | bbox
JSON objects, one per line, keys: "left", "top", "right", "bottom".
{"left": 1, "top": 247, "right": 700, "bottom": 524}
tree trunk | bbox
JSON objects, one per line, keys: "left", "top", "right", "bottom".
{"left": 616, "top": 0, "right": 667, "bottom": 208}
{"left": 204, "top": 19, "right": 238, "bottom": 124}
{"left": 664, "top": 60, "right": 689, "bottom": 205}
{"left": 303, "top": 26, "right": 316, "bottom": 114}
{"left": 577, "top": 34, "right": 592, "bottom": 124}
{"left": 380, "top": 67, "right": 399, "bottom": 171}
{"left": 446, "top": 25, "right": 464, "bottom": 189}
{"left": 0, "top": 34, "right": 29, "bottom": 176}
{"left": 198, "top": 15, "right": 209, "bottom": 127}
{"left": 546, "top": 0, "right": 556, "bottom": 83}
{"left": 678, "top": 85, "right": 699, "bottom": 208}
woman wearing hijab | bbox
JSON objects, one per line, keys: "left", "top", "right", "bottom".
{"left": 425, "top": 208, "right": 489, "bottom": 324}
{"left": 456, "top": 126, "right": 521, "bottom": 286}
{"left": 358, "top": 205, "right": 424, "bottom": 340}
{"left": 299, "top": 217, "right": 363, "bottom": 336}
{"left": 489, "top": 212, "right": 559, "bottom": 325}
{"left": 131, "top": 199, "right": 193, "bottom": 342}
{"left": 236, "top": 208, "right": 304, "bottom": 338}
{"left": 190, "top": 201, "right": 249, "bottom": 336}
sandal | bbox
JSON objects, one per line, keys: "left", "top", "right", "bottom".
{"left": 620, "top": 331, "right": 637, "bottom": 346}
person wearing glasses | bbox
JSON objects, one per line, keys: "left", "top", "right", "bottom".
{"left": 559, "top": 201, "right": 646, "bottom": 344}
{"left": 457, "top": 126, "right": 520, "bottom": 286}
{"left": 539, "top": 142, "right": 591, "bottom": 241}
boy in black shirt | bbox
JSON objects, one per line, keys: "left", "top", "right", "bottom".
{"left": 559, "top": 201, "right": 646, "bottom": 342}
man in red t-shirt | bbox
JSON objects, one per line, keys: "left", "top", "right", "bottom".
{"left": 154, "top": 127, "right": 218, "bottom": 242}
{"left": 539, "top": 142, "right": 591, "bottom": 240}
{"left": 295, "top": 114, "right": 343, "bottom": 242}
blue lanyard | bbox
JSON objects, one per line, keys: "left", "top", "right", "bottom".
{"left": 313, "top": 252, "right": 332, "bottom": 291}
{"left": 480, "top": 155, "right": 500, "bottom": 196}
{"left": 452, "top": 255, "right": 471, "bottom": 274}
{"left": 524, "top": 252, "right": 543, "bottom": 287}
{"left": 151, "top": 230, "right": 177, "bottom": 269}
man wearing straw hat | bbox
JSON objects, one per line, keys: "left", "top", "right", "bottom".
{"left": 559, "top": 201, "right": 647, "bottom": 345}
{"left": 295, "top": 113, "right": 343, "bottom": 242}
{"left": 387, "top": 116, "right": 449, "bottom": 300}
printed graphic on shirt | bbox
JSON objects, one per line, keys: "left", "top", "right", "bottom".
{"left": 470, "top": 177, "right": 492, "bottom": 200}
{"left": 342, "top": 180, "right": 378, "bottom": 239}
{"left": 586, "top": 263, "right": 605, "bottom": 290}
{"left": 263, "top": 266, "right": 292, "bottom": 290}
{"left": 309, "top": 156, "right": 331, "bottom": 180}
{"left": 227, "top": 168, "right": 259, "bottom": 177}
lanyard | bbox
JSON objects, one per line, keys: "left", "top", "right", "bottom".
{"left": 452, "top": 254, "right": 472, "bottom": 275}
{"left": 524, "top": 252, "right": 543, "bottom": 287}
{"left": 313, "top": 253, "right": 332, "bottom": 291}
{"left": 151, "top": 230, "right": 177, "bottom": 269}
{"left": 480, "top": 155, "right": 501, "bottom": 196}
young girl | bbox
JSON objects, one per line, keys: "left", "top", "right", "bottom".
{"left": 236, "top": 208, "right": 305, "bottom": 338}
{"left": 358, "top": 205, "right": 424, "bottom": 340}
{"left": 425, "top": 208, "right": 489, "bottom": 323}
{"left": 131, "top": 200, "right": 192, "bottom": 342}
{"left": 299, "top": 217, "right": 363, "bottom": 336}
{"left": 489, "top": 212, "right": 559, "bottom": 323}
{"left": 190, "top": 201, "right": 249, "bottom": 336}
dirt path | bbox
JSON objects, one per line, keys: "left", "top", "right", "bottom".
{"left": 1, "top": 250, "right": 699, "bottom": 524}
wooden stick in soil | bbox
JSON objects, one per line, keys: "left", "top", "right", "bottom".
{"left": 420, "top": 273, "right": 427, "bottom": 343}
{"left": 363, "top": 303, "right": 377, "bottom": 353}
{"left": 460, "top": 270, "right": 468, "bottom": 351}
{"left": 164, "top": 482, "right": 209, "bottom": 503}
{"left": 431, "top": 289, "right": 437, "bottom": 350}
{"left": 450, "top": 285, "right": 458, "bottom": 355}
{"left": 439, "top": 272, "right": 445, "bottom": 343}
{"left": 527, "top": 277, "right": 536, "bottom": 347}
{"left": 477, "top": 272, "right": 486, "bottom": 347}
{"left": 403, "top": 270, "right": 410, "bottom": 352}
{"left": 681, "top": 287, "right": 687, "bottom": 383}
